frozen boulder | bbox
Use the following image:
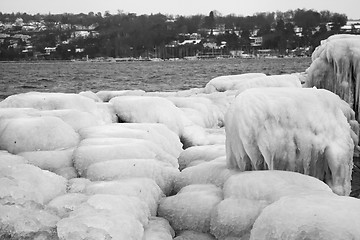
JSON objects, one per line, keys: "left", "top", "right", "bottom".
{"left": 225, "top": 87, "right": 355, "bottom": 195}
{"left": 78, "top": 137, "right": 178, "bottom": 167}
{"left": 232, "top": 73, "right": 302, "bottom": 94}
{"left": 57, "top": 209, "right": 144, "bottom": 240}
{"left": 174, "top": 230, "right": 216, "bottom": 240}
{"left": 158, "top": 184, "right": 222, "bottom": 233}
{"left": 96, "top": 90, "right": 146, "bottom": 102}
{"left": 86, "top": 159, "right": 179, "bottom": 195}
{"left": 19, "top": 148, "right": 74, "bottom": 172}
{"left": 46, "top": 193, "right": 89, "bottom": 218}
{"left": 84, "top": 178, "right": 164, "bottom": 215}
{"left": 0, "top": 204, "right": 60, "bottom": 239}
{"left": 143, "top": 217, "right": 175, "bottom": 240}
{"left": 109, "top": 96, "right": 189, "bottom": 136}
{"left": 174, "top": 158, "right": 238, "bottom": 192}
{"left": 167, "top": 96, "right": 224, "bottom": 128}
{"left": 204, "top": 73, "right": 266, "bottom": 93}
{"left": 178, "top": 144, "right": 226, "bottom": 170}
{"left": 250, "top": 194, "right": 360, "bottom": 240}
{"left": 73, "top": 141, "right": 172, "bottom": 176}
{"left": 0, "top": 163, "right": 67, "bottom": 206}
{"left": 210, "top": 198, "right": 265, "bottom": 239}
{"left": 223, "top": 171, "right": 333, "bottom": 202}
{"left": 0, "top": 116, "right": 80, "bottom": 154}
{"left": 39, "top": 109, "right": 104, "bottom": 131}
{"left": 79, "top": 90, "right": 103, "bottom": 102}
{"left": 305, "top": 34, "right": 360, "bottom": 121}
{"left": 56, "top": 194, "right": 150, "bottom": 239}
{"left": 79, "top": 123, "right": 183, "bottom": 158}
{"left": 0, "top": 150, "right": 28, "bottom": 167}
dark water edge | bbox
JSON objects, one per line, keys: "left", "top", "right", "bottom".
{"left": 0, "top": 57, "right": 312, "bottom": 100}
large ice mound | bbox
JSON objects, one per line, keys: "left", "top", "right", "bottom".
{"left": 225, "top": 87, "right": 356, "bottom": 195}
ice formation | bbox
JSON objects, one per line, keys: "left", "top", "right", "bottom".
{"left": 0, "top": 116, "right": 80, "bottom": 154}
{"left": 305, "top": 34, "right": 360, "bottom": 121}
{"left": 212, "top": 170, "right": 334, "bottom": 239}
{"left": 0, "top": 92, "right": 109, "bottom": 122}
{"left": 109, "top": 96, "right": 188, "bottom": 135}
{"left": 178, "top": 144, "right": 226, "bottom": 170}
{"left": 158, "top": 184, "right": 222, "bottom": 233}
{"left": 174, "top": 158, "right": 238, "bottom": 192}
{"left": 225, "top": 87, "right": 355, "bottom": 195}
{"left": 143, "top": 217, "right": 175, "bottom": 240}
{"left": 79, "top": 123, "right": 183, "bottom": 158}
{"left": 174, "top": 230, "right": 216, "bottom": 240}
{"left": 38, "top": 109, "right": 104, "bottom": 131}
{"left": 18, "top": 148, "right": 74, "bottom": 172}
{"left": 166, "top": 96, "right": 224, "bottom": 128}
{"left": 0, "top": 204, "right": 60, "bottom": 239}
{"left": 233, "top": 73, "right": 302, "bottom": 94}
{"left": 0, "top": 163, "right": 67, "bottom": 206}
{"left": 204, "top": 73, "right": 266, "bottom": 93}
{"left": 85, "top": 159, "right": 179, "bottom": 195}
{"left": 84, "top": 178, "right": 164, "bottom": 215}
{"left": 250, "top": 194, "right": 360, "bottom": 240}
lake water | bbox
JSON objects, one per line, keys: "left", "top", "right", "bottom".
{"left": 0, "top": 57, "right": 312, "bottom": 100}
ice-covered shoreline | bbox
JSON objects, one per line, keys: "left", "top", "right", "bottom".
{"left": 1, "top": 34, "right": 360, "bottom": 240}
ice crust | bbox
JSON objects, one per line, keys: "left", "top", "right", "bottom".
{"left": 225, "top": 87, "right": 355, "bottom": 195}
{"left": 250, "top": 194, "right": 360, "bottom": 240}
{"left": 86, "top": 158, "right": 179, "bottom": 195}
{"left": 0, "top": 116, "right": 80, "bottom": 154}
{"left": 158, "top": 184, "right": 223, "bottom": 233}
{"left": 305, "top": 34, "right": 360, "bottom": 121}
{"left": 1, "top": 37, "right": 360, "bottom": 239}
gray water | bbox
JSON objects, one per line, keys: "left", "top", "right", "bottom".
{"left": 0, "top": 57, "right": 311, "bottom": 100}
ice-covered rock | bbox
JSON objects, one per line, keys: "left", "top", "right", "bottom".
{"left": 57, "top": 210, "right": 144, "bottom": 240}
{"left": 158, "top": 184, "right": 222, "bottom": 233}
{"left": 39, "top": 109, "right": 104, "bottom": 131}
{"left": 109, "top": 96, "right": 189, "bottom": 136}
{"left": 204, "top": 73, "right": 266, "bottom": 93}
{"left": 0, "top": 163, "right": 67, "bottom": 206}
{"left": 174, "top": 158, "right": 238, "bottom": 192}
{"left": 210, "top": 198, "right": 266, "bottom": 239}
{"left": 67, "top": 177, "right": 92, "bottom": 193}
{"left": 225, "top": 87, "right": 355, "bottom": 195}
{"left": 250, "top": 194, "right": 360, "bottom": 240}
{"left": 46, "top": 193, "right": 89, "bottom": 218}
{"left": 143, "top": 217, "right": 175, "bottom": 240}
{"left": 232, "top": 74, "right": 302, "bottom": 94}
{"left": 19, "top": 148, "right": 74, "bottom": 172}
{"left": 0, "top": 204, "right": 60, "bottom": 239}
{"left": 78, "top": 137, "right": 178, "bottom": 167}
{"left": 79, "top": 123, "right": 183, "bottom": 158}
{"left": 84, "top": 178, "right": 164, "bottom": 215}
{"left": 57, "top": 194, "right": 150, "bottom": 240}
{"left": 86, "top": 159, "right": 179, "bottom": 195}
{"left": 305, "top": 34, "right": 360, "bottom": 121}
{"left": 223, "top": 171, "right": 333, "bottom": 202}
{"left": 54, "top": 166, "right": 78, "bottom": 179}
{"left": 178, "top": 144, "right": 226, "bottom": 170}
{"left": 210, "top": 171, "right": 334, "bottom": 239}
{"left": 174, "top": 230, "right": 216, "bottom": 240}
{"left": 0, "top": 116, "right": 80, "bottom": 154}
{"left": 167, "top": 96, "right": 224, "bottom": 128}
{"left": 73, "top": 141, "right": 175, "bottom": 175}
{"left": 96, "top": 90, "right": 146, "bottom": 102}
{"left": 0, "top": 150, "right": 28, "bottom": 167}
{"left": 79, "top": 90, "right": 103, "bottom": 102}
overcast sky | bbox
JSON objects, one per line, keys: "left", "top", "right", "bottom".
{"left": 2, "top": 0, "right": 360, "bottom": 19}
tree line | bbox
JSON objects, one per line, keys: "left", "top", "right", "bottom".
{"left": 0, "top": 9, "right": 350, "bottom": 60}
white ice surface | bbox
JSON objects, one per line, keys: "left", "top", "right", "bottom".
{"left": 225, "top": 87, "right": 355, "bottom": 195}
